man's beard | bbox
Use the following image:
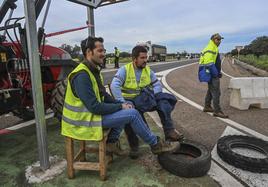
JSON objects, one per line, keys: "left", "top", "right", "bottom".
{"left": 137, "top": 62, "right": 146, "bottom": 69}
{"left": 92, "top": 58, "right": 103, "bottom": 67}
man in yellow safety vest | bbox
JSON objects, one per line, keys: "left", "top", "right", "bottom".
{"left": 111, "top": 45, "right": 184, "bottom": 159}
{"left": 199, "top": 33, "right": 228, "bottom": 118}
{"left": 61, "top": 36, "right": 179, "bottom": 156}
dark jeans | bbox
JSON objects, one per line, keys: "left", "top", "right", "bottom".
{"left": 205, "top": 77, "right": 221, "bottom": 112}
{"left": 125, "top": 100, "right": 175, "bottom": 149}
{"left": 114, "top": 57, "right": 119, "bottom": 68}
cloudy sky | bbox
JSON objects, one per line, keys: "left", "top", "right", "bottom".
{"left": 2, "top": 0, "right": 268, "bottom": 53}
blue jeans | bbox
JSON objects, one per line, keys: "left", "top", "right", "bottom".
{"left": 102, "top": 109, "right": 157, "bottom": 146}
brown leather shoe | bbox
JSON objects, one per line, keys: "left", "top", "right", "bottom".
{"left": 165, "top": 129, "right": 184, "bottom": 142}
{"left": 106, "top": 141, "right": 128, "bottom": 156}
{"left": 151, "top": 137, "right": 180, "bottom": 155}
{"left": 203, "top": 106, "right": 214, "bottom": 112}
{"left": 213, "top": 111, "right": 228, "bottom": 118}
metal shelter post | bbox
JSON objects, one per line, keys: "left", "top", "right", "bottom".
{"left": 87, "top": 6, "right": 95, "bottom": 36}
{"left": 23, "top": 0, "right": 49, "bottom": 170}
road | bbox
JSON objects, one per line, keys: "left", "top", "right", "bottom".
{"left": 0, "top": 59, "right": 196, "bottom": 129}
{"left": 101, "top": 59, "right": 196, "bottom": 85}
{"left": 166, "top": 58, "right": 268, "bottom": 144}
{"left": 161, "top": 57, "right": 268, "bottom": 187}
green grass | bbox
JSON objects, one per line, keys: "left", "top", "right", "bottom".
{"left": 105, "top": 57, "right": 132, "bottom": 64}
{"left": 118, "top": 57, "right": 132, "bottom": 64}
{"left": 238, "top": 54, "right": 268, "bottom": 71}
{"left": 0, "top": 116, "right": 219, "bottom": 187}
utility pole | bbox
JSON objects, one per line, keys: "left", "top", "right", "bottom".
{"left": 23, "top": 0, "right": 49, "bottom": 170}
{"left": 87, "top": 7, "right": 95, "bottom": 37}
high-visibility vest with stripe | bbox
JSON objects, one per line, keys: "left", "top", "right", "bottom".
{"left": 61, "top": 63, "right": 103, "bottom": 141}
{"left": 115, "top": 49, "right": 120, "bottom": 57}
{"left": 121, "top": 63, "right": 151, "bottom": 99}
{"left": 199, "top": 40, "right": 219, "bottom": 66}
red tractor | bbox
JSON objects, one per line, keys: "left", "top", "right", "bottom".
{"left": 0, "top": 0, "right": 77, "bottom": 121}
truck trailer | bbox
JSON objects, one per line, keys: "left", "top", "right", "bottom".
{"left": 137, "top": 41, "right": 167, "bottom": 62}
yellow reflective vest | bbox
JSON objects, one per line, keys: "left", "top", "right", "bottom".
{"left": 199, "top": 40, "right": 219, "bottom": 65}
{"left": 115, "top": 49, "right": 120, "bottom": 58}
{"left": 121, "top": 62, "right": 151, "bottom": 99}
{"left": 61, "top": 63, "right": 103, "bottom": 141}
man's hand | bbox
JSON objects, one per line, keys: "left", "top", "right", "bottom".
{"left": 121, "top": 103, "right": 134, "bottom": 109}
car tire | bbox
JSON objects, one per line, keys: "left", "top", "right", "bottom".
{"left": 158, "top": 139, "right": 211, "bottom": 177}
{"left": 217, "top": 135, "right": 268, "bottom": 173}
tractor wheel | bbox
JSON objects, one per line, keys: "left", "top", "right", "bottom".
{"left": 51, "top": 79, "right": 67, "bottom": 121}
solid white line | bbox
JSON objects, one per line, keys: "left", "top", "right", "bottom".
{"left": 6, "top": 113, "right": 54, "bottom": 131}
{"left": 160, "top": 64, "right": 268, "bottom": 141}
{"left": 221, "top": 57, "right": 234, "bottom": 78}
{"left": 154, "top": 64, "right": 245, "bottom": 186}
{"left": 146, "top": 84, "right": 242, "bottom": 187}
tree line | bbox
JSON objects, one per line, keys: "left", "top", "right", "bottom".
{"left": 59, "top": 44, "right": 132, "bottom": 59}
{"left": 229, "top": 36, "right": 268, "bottom": 57}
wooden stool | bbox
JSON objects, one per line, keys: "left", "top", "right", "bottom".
{"left": 65, "top": 130, "right": 112, "bottom": 180}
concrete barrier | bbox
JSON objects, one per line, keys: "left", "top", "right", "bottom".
{"left": 229, "top": 77, "right": 268, "bottom": 110}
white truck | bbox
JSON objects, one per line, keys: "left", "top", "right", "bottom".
{"left": 137, "top": 41, "right": 167, "bottom": 62}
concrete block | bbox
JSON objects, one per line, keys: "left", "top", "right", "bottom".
{"left": 265, "top": 78, "right": 268, "bottom": 97}
{"left": 229, "top": 77, "right": 268, "bottom": 110}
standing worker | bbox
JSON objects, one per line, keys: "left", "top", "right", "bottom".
{"left": 114, "top": 47, "right": 120, "bottom": 68}
{"left": 198, "top": 33, "right": 228, "bottom": 118}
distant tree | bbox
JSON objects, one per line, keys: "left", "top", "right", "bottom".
{"left": 59, "top": 44, "right": 81, "bottom": 58}
{"left": 120, "top": 51, "right": 131, "bottom": 58}
{"left": 236, "top": 36, "right": 268, "bottom": 57}
{"left": 249, "top": 36, "right": 268, "bottom": 57}
{"left": 240, "top": 45, "right": 252, "bottom": 55}
{"left": 72, "top": 45, "right": 81, "bottom": 58}
{"left": 106, "top": 53, "right": 114, "bottom": 58}
{"left": 181, "top": 50, "right": 187, "bottom": 57}
{"left": 230, "top": 49, "right": 238, "bottom": 56}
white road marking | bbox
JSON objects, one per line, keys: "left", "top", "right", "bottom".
{"left": 159, "top": 64, "right": 268, "bottom": 142}
{"left": 101, "top": 60, "right": 184, "bottom": 73}
{"left": 156, "top": 62, "right": 268, "bottom": 186}
{"left": 147, "top": 107, "right": 243, "bottom": 187}
{"left": 221, "top": 57, "right": 234, "bottom": 78}
{"left": 6, "top": 113, "right": 54, "bottom": 131}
